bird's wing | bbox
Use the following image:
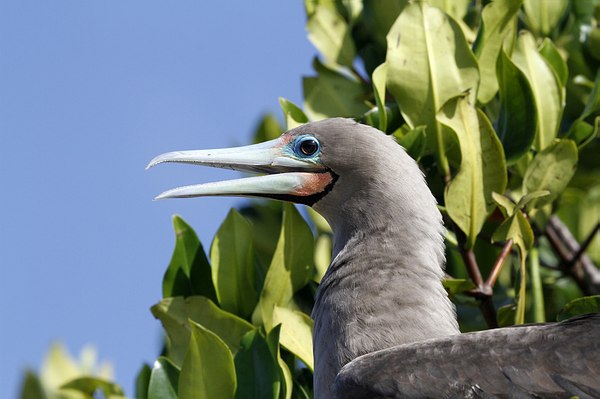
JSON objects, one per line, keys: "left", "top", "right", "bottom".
{"left": 333, "top": 313, "right": 600, "bottom": 399}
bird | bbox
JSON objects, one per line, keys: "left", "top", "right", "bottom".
{"left": 148, "top": 118, "right": 600, "bottom": 398}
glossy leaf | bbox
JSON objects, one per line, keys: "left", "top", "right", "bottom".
{"left": 512, "top": 32, "right": 561, "bottom": 150}
{"left": 492, "top": 210, "right": 533, "bottom": 324}
{"left": 19, "top": 371, "right": 46, "bottom": 399}
{"left": 272, "top": 306, "right": 315, "bottom": 371}
{"left": 211, "top": 209, "right": 256, "bottom": 318}
{"left": 492, "top": 191, "right": 516, "bottom": 217}
{"left": 473, "top": 0, "right": 521, "bottom": 104}
{"left": 60, "top": 376, "right": 125, "bottom": 397}
{"left": 516, "top": 190, "right": 550, "bottom": 210}
{"left": 151, "top": 296, "right": 254, "bottom": 366}
{"left": 394, "top": 125, "right": 427, "bottom": 161}
{"left": 313, "top": 234, "right": 331, "bottom": 284}
{"left": 358, "top": 0, "right": 407, "bottom": 49}
{"left": 253, "top": 114, "right": 283, "bottom": 143}
{"left": 279, "top": 97, "right": 308, "bottom": 130}
{"left": 539, "top": 38, "right": 568, "bottom": 87}
{"left": 522, "top": 139, "right": 578, "bottom": 209}
{"left": 567, "top": 117, "right": 600, "bottom": 149}
{"left": 303, "top": 58, "right": 368, "bottom": 120}
{"left": 234, "top": 330, "right": 281, "bottom": 399}
{"left": 580, "top": 70, "right": 600, "bottom": 120}
{"left": 443, "top": 278, "right": 476, "bottom": 295}
{"left": 386, "top": 2, "right": 479, "bottom": 173}
{"left": 523, "top": 0, "right": 569, "bottom": 36}
{"left": 148, "top": 357, "right": 179, "bottom": 399}
{"left": 496, "top": 49, "right": 537, "bottom": 164}
{"left": 429, "top": 0, "right": 471, "bottom": 20}
{"left": 306, "top": 4, "right": 356, "bottom": 66}
{"left": 371, "top": 61, "right": 388, "bottom": 131}
{"left": 266, "top": 325, "right": 293, "bottom": 399}
{"left": 135, "top": 363, "right": 152, "bottom": 399}
{"left": 252, "top": 204, "right": 314, "bottom": 328}
{"left": 497, "top": 303, "right": 517, "bottom": 327}
{"left": 492, "top": 210, "right": 534, "bottom": 256}
{"left": 557, "top": 295, "right": 600, "bottom": 321}
{"left": 439, "top": 97, "right": 507, "bottom": 248}
{"left": 163, "top": 215, "right": 217, "bottom": 301}
{"left": 179, "top": 321, "right": 236, "bottom": 399}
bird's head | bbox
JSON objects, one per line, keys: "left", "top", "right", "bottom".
{"left": 147, "top": 118, "right": 436, "bottom": 234}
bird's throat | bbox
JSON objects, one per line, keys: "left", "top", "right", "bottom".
{"left": 311, "top": 216, "right": 459, "bottom": 397}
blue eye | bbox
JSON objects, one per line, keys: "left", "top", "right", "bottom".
{"left": 295, "top": 136, "right": 320, "bottom": 157}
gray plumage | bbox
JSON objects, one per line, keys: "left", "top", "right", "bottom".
{"left": 149, "top": 118, "right": 600, "bottom": 399}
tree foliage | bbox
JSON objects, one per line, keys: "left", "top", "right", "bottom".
{"left": 21, "top": 1, "right": 600, "bottom": 398}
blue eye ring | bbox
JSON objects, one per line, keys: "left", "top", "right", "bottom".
{"left": 294, "top": 135, "right": 320, "bottom": 157}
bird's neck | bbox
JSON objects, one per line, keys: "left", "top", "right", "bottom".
{"left": 312, "top": 187, "right": 459, "bottom": 397}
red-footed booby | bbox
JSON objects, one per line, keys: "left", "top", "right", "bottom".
{"left": 148, "top": 118, "right": 600, "bottom": 398}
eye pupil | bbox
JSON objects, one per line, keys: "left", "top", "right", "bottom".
{"left": 300, "top": 139, "right": 318, "bottom": 156}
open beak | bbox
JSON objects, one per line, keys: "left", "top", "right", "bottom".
{"left": 147, "top": 136, "right": 333, "bottom": 203}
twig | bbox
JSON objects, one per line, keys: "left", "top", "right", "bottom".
{"left": 453, "top": 228, "right": 497, "bottom": 328}
{"left": 545, "top": 216, "right": 600, "bottom": 295}
{"left": 485, "top": 239, "right": 513, "bottom": 290}
{"left": 566, "top": 222, "right": 600, "bottom": 268}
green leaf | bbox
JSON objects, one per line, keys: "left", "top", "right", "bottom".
{"left": 496, "top": 49, "right": 537, "bottom": 164}
{"left": 523, "top": 0, "right": 569, "bottom": 36}
{"left": 492, "top": 210, "right": 533, "bottom": 324}
{"left": 151, "top": 296, "right": 254, "bottom": 366}
{"left": 60, "top": 376, "right": 124, "bottom": 397}
{"left": 234, "top": 330, "right": 281, "bottom": 399}
{"left": 439, "top": 98, "right": 507, "bottom": 248}
{"left": 252, "top": 204, "right": 314, "bottom": 329}
{"left": 539, "top": 38, "right": 568, "bottom": 87}
{"left": 211, "top": 209, "right": 256, "bottom": 318}
{"left": 135, "top": 363, "right": 152, "bottom": 399}
{"left": 580, "top": 70, "right": 600, "bottom": 120}
{"left": 442, "top": 278, "right": 476, "bottom": 295}
{"left": 512, "top": 32, "right": 562, "bottom": 150}
{"left": 163, "top": 215, "right": 217, "bottom": 302}
{"left": 492, "top": 210, "right": 534, "bottom": 256}
{"left": 516, "top": 190, "right": 550, "bottom": 210}
{"left": 522, "top": 139, "right": 578, "bottom": 209}
{"left": 19, "top": 371, "right": 47, "bottom": 399}
{"left": 429, "top": 0, "right": 471, "bottom": 21}
{"left": 266, "top": 325, "right": 293, "bottom": 399}
{"left": 306, "top": 5, "right": 356, "bottom": 66}
{"left": 372, "top": 62, "right": 388, "bottom": 132}
{"left": 272, "top": 306, "right": 315, "bottom": 371}
{"left": 239, "top": 201, "right": 284, "bottom": 286}
{"left": 557, "top": 295, "right": 600, "bottom": 321}
{"left": 313, "top": 234, "right": 332, "bottom": 284}
{"left": 567, "top": 117, "right": 600, "bottom": 149}
{"left": 358, "top": 0, "right": 408, "bottom": 49}
{"left": 393, "top": 125, "right": 427, "bottom": 161}
{"left": 473, "top": 0, "right": 521, "bottom": 104}
{"left": 386, "top": 2, "right": 479, "bottom": 174}
{"left": 179, "top": 321, "right": 236, "bottom": 399}
{"left": 303, "top": 58, "right": 369, "bottom": 120}
{"left": 279, "top": 98, "right": 309, "bottom": 130}
{"left": 148, "top": 357, "right": 179, "bottom": 399}
{"left": 253, "top": 114, "right": 283, "bottom": 143}
{"left": 497, "top": 303, "right": 517, "bottom": 327}
{"left": 492, "top": 191, "right": 516, "bottom": 217}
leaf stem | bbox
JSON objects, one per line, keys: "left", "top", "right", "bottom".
{"left": 529, "top": 246, "right": 545, "bottom": 323}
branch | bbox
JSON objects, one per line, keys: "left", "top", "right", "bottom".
{"left": 545, "top": 216, "right": 600, "bottom": 295}
{"left": 454, "top": 228, "right": 498, "bottom": 328}
{"left": 485, "top": 239, "right": 513, "bottom": 290}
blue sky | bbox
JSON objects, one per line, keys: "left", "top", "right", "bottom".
{"left": 0, "top": 2, "right": 315, "bottom": 397}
